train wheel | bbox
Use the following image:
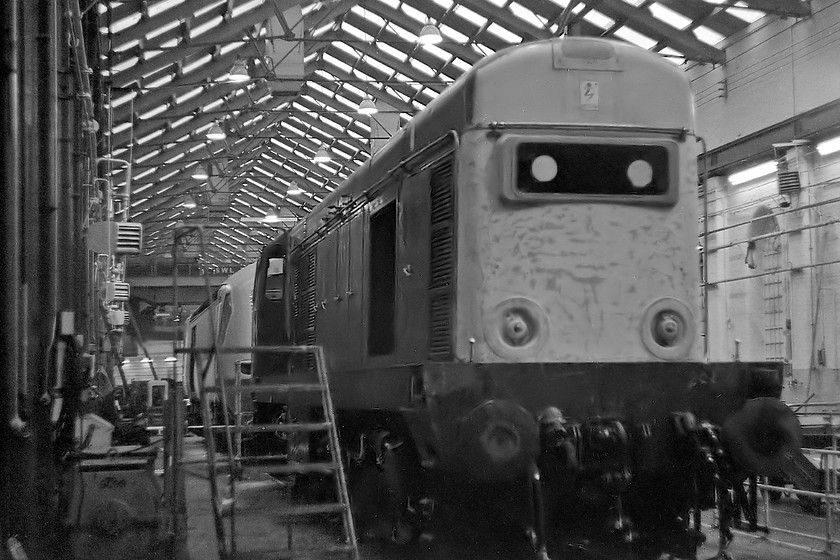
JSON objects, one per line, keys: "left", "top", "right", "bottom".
{"left": 347, "top": 430, "right": 425, "bottom": 544}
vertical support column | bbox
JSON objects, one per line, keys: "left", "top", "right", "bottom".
{"left": 704, "top": 176, "right": 730, "bottom": 361}
{"left": 0, "top": 0, "right": 30, "bottom": 547}
{"left": 784, "top": 144, "right": 816, "bottom": 397}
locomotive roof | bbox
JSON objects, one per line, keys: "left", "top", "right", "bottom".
{"left": 296, "top": 37, "right": 692, "bottom": 236}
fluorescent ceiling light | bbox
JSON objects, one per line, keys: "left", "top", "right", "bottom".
{"left": 817, "top": 135, "right": 840, "bottom": 155}
{"left": 728, "top": 161, "right": 777, "bottom": 185}
{"left": 262, "top": 215, "right": 298, "bottom": 223}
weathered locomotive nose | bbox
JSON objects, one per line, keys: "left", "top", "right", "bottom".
{"left": 457, "top": 400, "right": 539, "bottom": 482}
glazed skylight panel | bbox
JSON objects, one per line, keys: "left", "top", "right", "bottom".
{"left": 649, "top": 3, "right": 692, "bottom": 30}
{"left": 693, "top": 26, "right": 725, "bottom": 45}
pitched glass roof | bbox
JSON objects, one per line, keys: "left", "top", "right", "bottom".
{"left": 95, "top": 0, "right": 808, "bottom": 266}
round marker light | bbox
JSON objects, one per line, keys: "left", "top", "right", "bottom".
{"left": 653, "top": 311, "right": 682, "bottom": 346}
{"left": 504, "top": 311, "right": 533, "bottom": 346}
{"left": 640, "top": 298, "right": 695, "bottom": 360}
{"left": 485, "top": 298, "right": 549, "bottom": 360}
{"left": 627, "top": 159, "right": 653, "bottom": 189}
{"left": 531, "top": 155, "right": 558, "bottom": 182}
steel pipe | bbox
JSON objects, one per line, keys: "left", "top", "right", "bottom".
{"left": 1, "top": 0, "right": 26, "bottom": 439}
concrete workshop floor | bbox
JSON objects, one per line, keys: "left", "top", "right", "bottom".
{"left": 182, "top": 434, "right": 836, "bottom": 560}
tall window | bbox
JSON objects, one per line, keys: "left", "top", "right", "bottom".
{"left": 368, "top": 201, "right": 397, "bottom": 356}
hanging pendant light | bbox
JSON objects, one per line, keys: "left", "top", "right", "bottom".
{"left": 226, "top": 58, "right": 250, "bottom": 83}
{"left": 206, "top": 122, "right": 226, "bottom": 140}
{"left": 286, "top": 181, "right": 303, "bottom": 195}
{"left": 357, "top": 95, "right": 378, "bottom": 115}
{"left": 417, "top": 19, "right": 442, "bottom": 45}
{"left": 314, "top": 147, "right": 331, "bottom": 162}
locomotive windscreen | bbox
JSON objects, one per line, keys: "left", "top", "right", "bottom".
{"left": 516, "top": 142, "right": 670, "bottom": 197}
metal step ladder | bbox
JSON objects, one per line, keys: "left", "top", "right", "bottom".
{"left": 194, "top": 344, "right": 360, "bottom": 560}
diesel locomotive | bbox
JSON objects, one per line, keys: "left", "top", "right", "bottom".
{"left": 183, "top": 263, "right": 256, "bottom": 426}
{"left": 248, "top": 37, "right": 801, "bottom": 558}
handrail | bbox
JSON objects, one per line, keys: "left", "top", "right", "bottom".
{"left": 747, "top": 444, "right": 840, "bottom": 554}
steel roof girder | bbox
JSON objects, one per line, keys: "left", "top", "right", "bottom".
{"left": 303, "top": 0, "right": 356, "bottom": 32}
{"left": 114, "top": 0, "right": 230, "bottom": 47}
{"left": 131, "top": 159, "right": 263, "bottom": 218}
{"left": 738, "top": 0, "right": 809, "bottom": 17}
{"left": 256, "top": 150, "right": 350, "bottom": 193}
{"left": 296, "top": 85, "right": 385, "bottom": 140}
{"left": 656, "top": 0, "right": 745, "bottom": 37}
{"left": 453, "top": 0, "right": 554, "bottom": 42}
{"left": 322, "top": 25, "right": 449, "bottom": 93}
{"left": 592, "top": 0, "right": 727, "bottom": 64}
{"left": 112, "top": 82, "right": 270, "bottom": 146}
{"left": 129, "top": 145, "right": 271, "bottom": 212}
{"left": 361, "top": 2, "right": 482, "bottom": 66}
{"left": 288, "top": 104, "right": 370, "bottom": 155}
{"left": 313, "top": 57, "right": 418, "bottom": 115}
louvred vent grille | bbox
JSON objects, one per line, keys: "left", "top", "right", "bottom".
{"left": 428, "top": 158, "right": 455, "bottom": 361}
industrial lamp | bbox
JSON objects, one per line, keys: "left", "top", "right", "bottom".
{"left": 417, "top": 19, "right": 442, "bottom": 45}
{"left": 314, "top": 147, "right": 332, "bottom": 162}
{"left": 357, "top": 95, "right": 378, "bottom": 115}
{"left": 286, "top": 181, "right": 303, "bottom": 195}
{"left": 226, "top": 59, "right": 250, "bottom": 83}
{"left": 206, "top": 122, "right": 226, "bottom": 140}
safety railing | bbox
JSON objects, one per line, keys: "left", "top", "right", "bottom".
{"left": 753, "top": 448, "right": 839, "bottom": 554}
{"left": 739, "top": 402, "right": 840, "bottom": 555}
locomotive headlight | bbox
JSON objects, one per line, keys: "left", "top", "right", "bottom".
{"left": 485, "top": 297, "right": 549, "bottom": 360}
{"left": 640, "top": 297, "right": 695, "bottom": 360}
{"left": 626, "top": 159, "right": 654, "bottom": 189}
{"left": 531, "top": 155, "right": 558, "bottom": 182}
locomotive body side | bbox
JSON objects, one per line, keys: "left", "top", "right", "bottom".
{"left": 251, "top": 38, "right": 798, "bottom": 557}
{"left": 184, "top": 263, "right": 255, "bottom": 416}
